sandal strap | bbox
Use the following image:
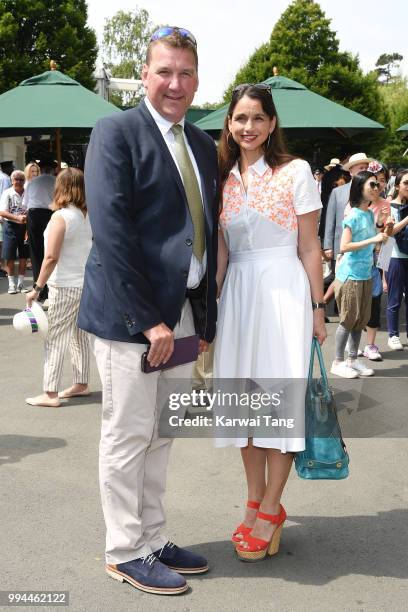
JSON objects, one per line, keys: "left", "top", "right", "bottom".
{"left": 257, "top": 505, "right": 286, "bottom": 524}
{"left": 233, "top": 522, "right": 251, "bottom": 537}
{"left": 246, "top": 500, "right": 261, "bottom": 509}
{"left": 238, "top": 533, "right": 268, "bottom": 551}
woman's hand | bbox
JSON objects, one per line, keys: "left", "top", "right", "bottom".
{"left": 313, "top": 309, "right": 327, "bottom": 345}
{"left": 26, "top": 289, "right": 39, "bottom": 308}
{"left": 373, "top": 232, "right": 387, "bottom": 244}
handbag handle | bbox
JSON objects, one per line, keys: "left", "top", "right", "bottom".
{"left": 308, "top": 336, "right": 329, "bottom": 388}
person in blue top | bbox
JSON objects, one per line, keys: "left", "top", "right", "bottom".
{"left": 331, "top": 171, "right": 390, "bottom": 378}
{"left": 386, "top": 168, "right": 408, "bottom": 351}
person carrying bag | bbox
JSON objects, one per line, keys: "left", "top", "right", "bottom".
{"left": 295, "top": 337, "right": 349, "bottom": 480}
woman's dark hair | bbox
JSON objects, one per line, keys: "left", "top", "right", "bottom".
{"left": 392, "top": 168, "right": 408, "bottom": 200}
{"left": 321, "top": 165, "right": 349, "bottom": 208}
{"left": 349, "top": 170, "right": 376, "bottom": 207}
{"left": 218, "top": 84, "right": 294, "bottom": 191}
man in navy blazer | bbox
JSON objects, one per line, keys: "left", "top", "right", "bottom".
{"left": 78, "top": 27, "right": 218, "bottom": 596}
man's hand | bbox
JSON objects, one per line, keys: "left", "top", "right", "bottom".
{"left": 324, "top": 249, "right": 333, "bottom": 260}
{"left": 16, "top": 214, "right": 27, "bottom": 224}
{"left": 198, "top": 339, "right": 209, "bottom": 354}
{"left": 144, "top": 323, "right": 174, "bottom": 367}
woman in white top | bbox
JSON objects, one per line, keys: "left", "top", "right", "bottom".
{"left": 215, "top": 84, "right": 326, "bottom": 561}
{"left": 25, "top": 168, "right": 92, "bottom": 407}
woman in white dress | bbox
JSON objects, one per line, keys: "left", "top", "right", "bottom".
{"left": 215, "top": 84, "right": 327, "bottom": 561}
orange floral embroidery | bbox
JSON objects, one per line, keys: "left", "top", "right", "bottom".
{"left": 220, "top": 160, "right": 301, "bottom": 232}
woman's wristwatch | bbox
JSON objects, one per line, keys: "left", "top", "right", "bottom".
{"left": 33, "top": 283, "right": 43, "bottom": 293}
{"left": 312, "top": 301, "right": 325, "bottom": 310}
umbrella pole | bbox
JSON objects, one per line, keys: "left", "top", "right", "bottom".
{"left": 55, "top": 128, "right": 62, "bottom": 169}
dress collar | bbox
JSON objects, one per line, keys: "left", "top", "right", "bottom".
{"left": 230, "top": 156, "right": 270, "bottom": 180}
{"left": 144, "top": 96, "right": 185, "bottom": 137}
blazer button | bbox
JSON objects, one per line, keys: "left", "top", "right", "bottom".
{"left": 186, "top": 238, "right": 192, "bottom": 246}
{"left": 182, "top": 270, "right": 188, "bottom": 278}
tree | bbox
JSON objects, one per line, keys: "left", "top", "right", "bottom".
{"left": 375, "top": 53, "right": 403, "bottom": 84}
{"left": 223, "top": 0, "right": 388, "bottom": 150}
{"left": 102, "top": 8, "right": 153, "bottom": 107}
{"left": 377, "top": 77, "right": 408, "bottom": 167}
{"left": 0, "top": 0, "right": 97, "bottom": 94}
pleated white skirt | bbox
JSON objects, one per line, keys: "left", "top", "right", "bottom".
{"left": 213, "top": 246, "right": 313, "bottom": 450}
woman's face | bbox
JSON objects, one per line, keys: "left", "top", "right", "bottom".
{"left": 362, "top": 176, "right": 381, "bottom": 202}
{"left": 397, "top": 173, "right": 408, "bottom": 201}
{"left": 30, "top": 165, "right": 39, "bottom": 179}
{"left": 334, "top": 176, "right": 346, "bottom": 188}
{"left": 376, "top": 172, "right": 387, "bottom": 195}
{"left": 228, "top": 95, "right": 276, "bottom": 158}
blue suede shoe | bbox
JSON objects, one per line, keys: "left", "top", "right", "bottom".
{"left": 106, "top": 553, "right": 188, "bottom": 595}
{"left": 153, "top": 541, "right": 209, "bottom": 574}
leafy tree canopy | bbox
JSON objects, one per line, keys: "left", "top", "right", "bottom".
{"left": 102, "top": 7, "right": 153, "bottom": 107}
{"left": 224, "top": 0, "right": 387, "bottom": 129}
{"left": 0, "top": 0, "right": 97, "bottom": 94}
{"left": 376, "top": 53, "right": 403, "bottom": 84}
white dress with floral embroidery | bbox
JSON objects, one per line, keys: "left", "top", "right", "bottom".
{"left": 213, "top": 157, "right": 322, "bottom": 451}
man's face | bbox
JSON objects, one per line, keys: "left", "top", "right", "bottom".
{"left": 12, "top": 176, "right": 24, "bottom": 194}
{"left": 350, "top": 162, "right": 369, "bottom": 176}
{"left": 142, "top": 42, "right": 199, "bottom": 123}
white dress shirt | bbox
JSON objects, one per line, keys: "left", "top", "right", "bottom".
{"left": 144, "top": 97, "right": 206, "bottom": 289}
{"left": 23, "top": 173, "right": 56, "bottom": 210}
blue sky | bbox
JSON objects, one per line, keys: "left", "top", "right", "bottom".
{"left": 87, "top": 0, "right": 408, "bottom": 104}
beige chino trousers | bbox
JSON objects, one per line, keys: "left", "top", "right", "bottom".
{"left": 91, "top": 301, "right": 195, "bottom": 564}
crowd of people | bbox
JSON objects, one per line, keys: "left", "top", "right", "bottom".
{"left": 1, "top": 24, "right": 407, "bottom": 598}
{"left": 0, "top": 155, "right": 56, "bottom": 300}
{"left": 313, "top": 153, "right": 408, "bottom": 377}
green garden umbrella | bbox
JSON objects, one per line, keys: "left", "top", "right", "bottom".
{"left": 195, "top": 76, "right": 384, "bottom": 138}
{"left": 0, "top": 68, "right": 121, "bottom": 163}
{"left": 397, "top": 123, "right": 408, "bottom": 134}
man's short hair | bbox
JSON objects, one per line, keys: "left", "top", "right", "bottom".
{"left": 11, "top": 170, "right": 25, "bottom": 181}
{"left": 146, "top": 29, "right": 198, "bottom": 69}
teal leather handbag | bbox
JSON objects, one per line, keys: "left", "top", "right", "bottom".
{"left": 294, "top": 337, "right": 349, "bottom": 480}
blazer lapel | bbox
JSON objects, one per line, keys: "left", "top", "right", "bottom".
{"left": 138, "top": 100, "right": 187, "bottom": 203}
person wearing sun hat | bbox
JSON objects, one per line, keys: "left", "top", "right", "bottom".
{"left": 323, "top": 153, "right": 373, "bottom": 260}
{"left": 324, "top": 157, "right": 342, "bottom": 171}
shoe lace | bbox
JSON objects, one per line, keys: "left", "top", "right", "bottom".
{"left": 157, "top": 541, "right": 175, "bottom": 558}
{"left": 142, "top": 553, "right": 156, "bottom": 566}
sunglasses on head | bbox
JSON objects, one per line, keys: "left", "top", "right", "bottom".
{"left": 233, "top": 83, "right": 272, "bottom": 96}
{"left": 150, "top": 26, "right": 197, "bottom": 47}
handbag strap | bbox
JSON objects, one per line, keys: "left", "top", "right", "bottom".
{"left": 308, "top": 337, "right": 329, "bottom": 388}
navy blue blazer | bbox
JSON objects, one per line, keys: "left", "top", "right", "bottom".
{"left": 78, "top": 100, "right": 218, "bottom": 344}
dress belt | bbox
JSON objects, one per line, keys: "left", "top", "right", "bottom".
{"left": 229, "top": 246, "right": 298, "bottom": 263}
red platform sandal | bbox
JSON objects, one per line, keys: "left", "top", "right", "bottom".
{"left": 231, "top": 501, "right": 261, "bottom": 544}
{"left": 236, "top": 504, "right": 287, "bottom": 561}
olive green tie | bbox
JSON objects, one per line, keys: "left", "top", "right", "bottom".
{"left": 171, "top": 124, "right": 205, "bottom": 260}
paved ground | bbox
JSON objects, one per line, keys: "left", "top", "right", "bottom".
{"left": 1, "top": 274, "right": 408, "bottom": 612}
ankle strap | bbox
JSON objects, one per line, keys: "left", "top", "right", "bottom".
{"left": 257, "top": 504, "right": 286, "bottom": 524}
{"left": 246, "top": 500, "right": 261, "bottom": 509}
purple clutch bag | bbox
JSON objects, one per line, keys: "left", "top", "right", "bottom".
{"left": 141, "top": 334, "right": 200, "bottom": 373}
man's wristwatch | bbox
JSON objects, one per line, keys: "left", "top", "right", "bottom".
{"left": 312, "top": 301, "right": 325, "bottom": 310}
{"left": 33, "top": 283, "right": 43, "bottom": 293}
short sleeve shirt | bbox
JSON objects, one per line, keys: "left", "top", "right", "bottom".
{"left": 0, "top": 187, "right": 26, "bottom": 216}
{"left": 336, "top": 207, "right": 376, "bottom": 281}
